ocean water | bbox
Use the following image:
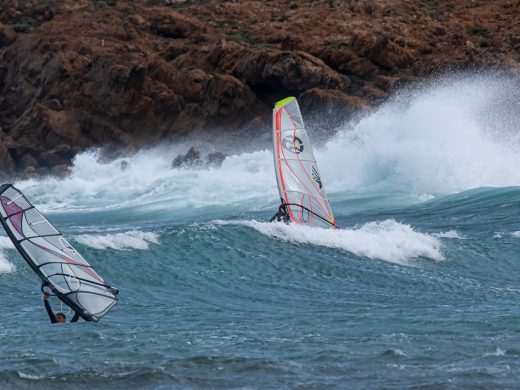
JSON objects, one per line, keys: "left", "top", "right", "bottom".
{"left": 1, "top": 74, "right": 520, "bottom": 389}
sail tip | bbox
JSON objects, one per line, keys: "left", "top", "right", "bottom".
{"left": 275, "top": 96, "right": 296, "bottom": 109}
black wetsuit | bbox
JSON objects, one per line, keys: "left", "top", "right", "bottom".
{"left": 270, "top": 204, "right": 290, "bottom": 223}
{"left": 44, "top": 300, "right": 79, "bottom": 323}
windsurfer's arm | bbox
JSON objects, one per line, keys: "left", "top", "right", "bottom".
{"left": 71, "top": 312, "right": 80, "bottom": 323}
{"left": 43, "top": 293, "right": 57, "bottom": 324}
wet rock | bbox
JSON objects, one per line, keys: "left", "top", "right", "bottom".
{"left": 0, "top": 23, "right": 16, "bottom": 47}
{"left": 50, "top": 164, "right": 70, "bottom": 178}
{"left": 172, "top": 147, "right": 202, "bottom": 168}
{"left": 0, "top": 142, "right": 14, "bottom": 175}
{"left": 205, "top": 152, "right": 226, "bottom": 167}
{"left": 17, "top": 153, "right": 38, "bottom": 171}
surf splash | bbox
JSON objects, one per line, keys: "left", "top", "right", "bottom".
{"left": 214, "top": 219, "right": 444, "bottom": 265}
{"left": 10, "top": 73, "right": 520, "bottom": 214}
{"left": 73, "top": 230, "right": 160, "bottom": 250}
{"left": 0, "top": 236, "right": 15, "bottom": 273}
{"left": 319, "top": 73, "right": 520, "bottom": 195}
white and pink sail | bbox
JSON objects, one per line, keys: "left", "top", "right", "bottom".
{"left": 273, "top": 97, "right": 337, "bottom": 229}
{"left": 0, "top": 184, "right": 118, "bottom": 322}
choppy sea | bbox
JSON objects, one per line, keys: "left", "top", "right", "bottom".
{"left": 1, "top": 74, "right": 520, "bottom": 389}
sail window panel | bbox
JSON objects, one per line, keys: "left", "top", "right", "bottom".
{"left": 280, "top": 111, "right": 302, "bottom": 131}
{"left": 284, "top": 100, "right": 303, "bottom": 127}
{"left": 65, "top": 263, "right": 104, "bottom": 285}
{"left": 1, "top": 188, "right": 32, "bottom": 214}
{"left": 39, "top": 262, "right": 66, "bottom": 279}
{"left": 43, "top": 235, "right": 90, "bottom": 266}
{"left": 282, "top": 164, "right": 322, "bottom": 199}
{"left": 24, "top": 208, "right": 59, "bottom": 236}
{"left": 74, "top": 292, "right": 116, "bottom": 318}
{"left": 47, "top": 273, "right": 77, "bottom": 294}
{"left": 282, "top": 168, "right": 308, "bottom": 193}
{"left": 21, "top": 214, "right": 39, "bottom": 238}
{"left": 21, "top": 240, "right": 63, "bottom": 267}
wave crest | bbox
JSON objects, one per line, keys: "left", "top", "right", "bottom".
{"left": 73, "top": 230, "right": 160, "bottom": 251}
{"left": 214, "top": 219, "right": 444, "bottom": 265}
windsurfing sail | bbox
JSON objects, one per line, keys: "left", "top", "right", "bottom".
{"left": 273, "top": 97, "right": 337, "bottom": 229}
{"left": 0, "top": 184, "right": 118, "bottom": 322}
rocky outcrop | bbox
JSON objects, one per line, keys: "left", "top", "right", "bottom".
{"left": 172, "top": 147, "right": 226, "bottom": 168}
{"left": 0, "top": 0, "right": 519, "bottom": 176}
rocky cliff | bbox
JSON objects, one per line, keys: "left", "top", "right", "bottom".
{"left": 1, "top": 0, "right": 519, "bottom": 176}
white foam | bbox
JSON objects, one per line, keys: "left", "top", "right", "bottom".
{"left": 484, "top": 348, "right": 506, "bottom": 357}
{"left": 511, "top": 231, "right": 520, "bottom": 238}
{"left": 319, "top": 74, "right": 520, "bottom": 195}
{"left": 0, "top": 237, "right": 15, "bottom": 274}
{"left": 73, "top": 230, "right": 160, "bottom": 250}
{"left": 0, "top": 236, "right": 14, "bottom": 249}
{"left": 0, "top": 252, "right": 15, "bottom": 273}
{"left": 214, "top": 219, "right": 444, "bottom": 265}
{"left": 434, "top": 230, "right": 464, "bottom": 239}
{"left": 9, "top": 73, "right": 520, "bottom": 213}
{"left": 14, "top": 148, "right": 276, "bottom": 213}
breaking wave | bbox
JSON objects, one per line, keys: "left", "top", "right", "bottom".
{"left": 319, "top": 73, "right": 520, "bottom": 195}
{"left": 434, "top": 230, "right": 465, "bottom": 239}
{"left": 73, "top": 230, "right": 160, "bottom": 251}
{"left": 213, "top": 219, "right": 444, "bottom": 266}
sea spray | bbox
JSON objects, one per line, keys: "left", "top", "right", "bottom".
{"left": 319, "top": 74, "right": 520, "bottom": 194}
{"left": 10, "top": 73, "right": 520, "bottom": 214}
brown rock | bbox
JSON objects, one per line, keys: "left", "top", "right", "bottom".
{"left": 226, "top": 49, "right": 350, "bottom": 101}
{"left": 0, "top": 0, "right": 520, "bottom": 177}
{"left": 17, "top": 153, "right": 38, "bottom": 170}
{"left": 172, "top": 147, "right": 202, "bottom": 168}
{"left": 299, "top": 88, "right": 370, "bottom": 118}
{"left": 0, "top": 23, "right": 16, "bottom": 47}
{"left": 0, "top": 142, "right": 14, "bottom": 174}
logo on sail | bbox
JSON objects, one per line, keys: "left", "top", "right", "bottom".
{"left": 282, "top": 136, "right": 304, "bottom": 154}
{"left": 312, "top": 166, "right": 322, "bottom": 189}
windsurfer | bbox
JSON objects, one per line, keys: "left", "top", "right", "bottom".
{"left": 270, "top": 202, "right": 290, "bottom": 223}
{"left": 43, "top": 292, "right": 80, "bottom": 323}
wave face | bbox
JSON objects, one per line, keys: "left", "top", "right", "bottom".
{"left": 1, "top": 74, "right": 520, "bottom": 389}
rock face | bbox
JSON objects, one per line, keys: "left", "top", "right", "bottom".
{"left": 0, "top": 0, "right": 519, "bottom": 175}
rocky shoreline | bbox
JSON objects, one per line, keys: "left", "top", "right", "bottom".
{"left": 1, "top": 0, "right": 519, "bottom": 177}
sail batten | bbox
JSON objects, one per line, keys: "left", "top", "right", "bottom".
{"left": 272, "top": 97, "right": 337, "bottom": 229}
{"left": 0, "top": 184, "right": 118, "bottom": 322}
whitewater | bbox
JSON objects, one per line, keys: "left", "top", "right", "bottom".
{"left": 1, "top": 73, "right": 520, "bottom": 389}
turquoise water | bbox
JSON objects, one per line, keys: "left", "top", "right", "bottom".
{"left": 1, "top": 75, "right": 520, "bottom": 389}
